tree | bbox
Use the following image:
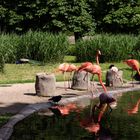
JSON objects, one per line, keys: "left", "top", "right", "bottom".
{"left": 88, "top": 0, "right": 140, "bottom": 33}
{"left": 47, "top": 0, "right": 95, "bottom": 41}
{"left": 103, "top": 0, "right": 140, "bottom": 33}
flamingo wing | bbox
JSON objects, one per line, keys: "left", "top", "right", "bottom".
{"left": 78, "top": 62, "right": 93, "bottom": 71}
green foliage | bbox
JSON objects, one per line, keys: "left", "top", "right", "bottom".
{"left": 0, "top": 33, "right": 20, "bottom": 72}
{"left": 47, "top": 0, "right": 95, "bottom": 40}
{"left": 103, "top": 5, "right": 140, "bottom": 33}
{"left": 0, "top": 51, "right": 5, "bottom": 72}
{"left": 88, "top": 0, "right": 140, "bottom": 33}
{"left": 0, "top": 34, "right": 20, "bottom": 63}
{"left": 1, "top": 0, "right": 139, "bottom": 34}
{"left": 75, "top": 34, "right": 139, "bottom": 62}
{"left": 16, "top": 31, "right": 68, "bottom": 63}
{"left": 0, "top": 31, "right": 68, "bottom": 71}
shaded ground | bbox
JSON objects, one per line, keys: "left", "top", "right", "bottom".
{"left": 0, "top": 82, "right": 86, "bottom": 114}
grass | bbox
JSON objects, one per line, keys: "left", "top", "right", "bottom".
{"left": 0, "top": 60, "right": 134, "bottom": 84}
{"left": 0, "top": 114, "right": 13, "bottom": 127}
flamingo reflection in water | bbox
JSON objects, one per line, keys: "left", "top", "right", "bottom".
{"left": 127, "top": 98, "right": 140, "bottom": 115}
{"left": 80, "top": 93, "right": 116, "bottom": 134}
{"left": 50, "top": 103, "right": 81, "bottom": 116}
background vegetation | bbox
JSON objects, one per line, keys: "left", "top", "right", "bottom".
{"left": 0, "top": 0, "right": 140, "bottom": 36}
{"left": 0, "top": 0, "right": 140, "bottom": 80}
{"left": 75, "top": 34, "right": 140, "bottom": 62}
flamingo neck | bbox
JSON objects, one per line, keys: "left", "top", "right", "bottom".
{"left": 98, "top": 74, "right": 107, "bottom": 93}
{"left": 96, "top": 54, "right": 99, "bottom": 65}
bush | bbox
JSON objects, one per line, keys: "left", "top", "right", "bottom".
{"left": 75, "top": 34, "right": 139, "bottom": 62}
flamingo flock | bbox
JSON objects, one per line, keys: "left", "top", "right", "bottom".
{"left": 78, "top": 50, "right": 107, "bottom": 93}
{"left": 56, "top": 52, "right": 140, "bottom": 91}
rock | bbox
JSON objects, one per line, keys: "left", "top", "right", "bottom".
{"left": 106, "top": 70, "right": 123, "bottom": 87}
{"left": 35, "top": 73, "right": 56, "bottom": 96}
{"left": 71, "top": 71, "right": 91, "bottom": 90}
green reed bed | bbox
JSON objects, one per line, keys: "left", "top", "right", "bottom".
{"left": 0, "top": 31, "right": 69, "bottom": 72}
{"left": 75, "top": 34, "right": 139, "bottom": 62}
{"left": 17, "top": 31, "right": 69, "bottom": 63}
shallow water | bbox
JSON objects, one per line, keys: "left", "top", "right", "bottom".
{"left": 10, "top": 91, "right": 140, "bottom": 140}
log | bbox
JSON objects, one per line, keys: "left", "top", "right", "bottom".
{"left": 35, "top": 73, "right": 56, "bottom": 96}
{"left": 71, "top": 71, "right": 91, "bottom": 90}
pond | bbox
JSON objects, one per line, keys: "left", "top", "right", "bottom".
{"left": 10, "top": 91, "right": 140, "bottom": 140}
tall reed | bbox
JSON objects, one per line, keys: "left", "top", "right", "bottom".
{"left": 0, "top": 33, "right": 19, "bottom": 63}
{"left": 17, "top": 31, "right": 68, "bottom": 63}
{"left": 75, "top": 34, "right": 139, "bottom": 62}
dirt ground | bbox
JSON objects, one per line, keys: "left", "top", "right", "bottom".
{"left": 0, "top": 81, "right": 140, "bottom": 115}
{"left": 0, "top": 82, "right": 86, "bottom": 114}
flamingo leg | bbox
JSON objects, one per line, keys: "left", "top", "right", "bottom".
{"left": 98, "top": 74, "right": 107, "bottom": 93}
{"left": 131, "top": 69, "right": 134, "bottom": 87}
{"left": 68, "top": 72, "right": 73, "bottom": 89}
{"left": 91, "top": 104, "right": 100, "bottom": 122}
{"left": 63, "top": 72, "right": 67, "bottom": 90}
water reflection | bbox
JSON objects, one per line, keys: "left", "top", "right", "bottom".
{"left": 50, "top": 103, "right": 81, "bottom": 116}
{"left": 10, "top": 91, "right": 140, "bottom": 140}
{"left": 127, "top": 98, "right": 140, "bottom": 115}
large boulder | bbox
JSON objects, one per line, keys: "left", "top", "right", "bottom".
{"left": 71, "top": 71, "right": 91, "bottom": 90}
{"left": 35, "top": 73, "right": 56, "bottom": 96}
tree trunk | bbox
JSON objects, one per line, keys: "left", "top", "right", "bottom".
{"left": 74, "top": 32, "right": 82, "bottom": 42}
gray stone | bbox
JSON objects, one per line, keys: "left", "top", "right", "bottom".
{"left": 106, "top": 70, "right": 123, "bottom": 87}
{"left": 19, "top": 107, "right": 36, "bottom": 117}
{"left": 71, "top": 71, "right": 91, "bottom": 90}
{"left": 0, "top": 127, "right": 13, "bottom": 140}
{"left": 35, "top": 73, "right": 56, "bottom": 96}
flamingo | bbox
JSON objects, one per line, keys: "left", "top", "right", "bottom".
{"left": 57, "top": 63, "right": 77, "bottom": 90}
{"left": 124, "top": 59, "right": 140, "bottom": 86}
{"left": 92, "top": 93, "right": 116, "bottom": 122}
{"left": 78, "top": 50, "right": 107, "bottom": 93}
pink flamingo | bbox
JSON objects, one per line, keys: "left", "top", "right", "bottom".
{"left": 78, "top": 50, "right": 107, "bottom": 93}
{"left": 57, "top": 63, "right": 77, "bottom": 90}
{"left": 92, "top": 93, "right": 116, "bottom": 122}
{"left": 124, "top": 59, "right": 140, "bottom": 86}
